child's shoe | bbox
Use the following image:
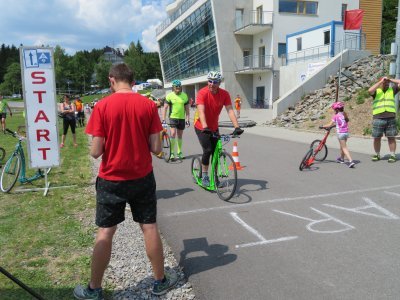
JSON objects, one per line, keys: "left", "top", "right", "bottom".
{"left": 348, "top": 161, "right": 355, "bottom": 168}
{"left": 336, "top": 157, "right": 345, "bottom": 163}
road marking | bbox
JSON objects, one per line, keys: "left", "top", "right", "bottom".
{"left": 273, "top": 207, "right": 355, "bottom": 234}
{"left": 230, "top": 212, "right": 298, "bottom": 248}
{"left": 323, "top": 197, "right": 399, "bottom": 220}
{"left": 165, "top": 184, "right": 400, "bottom": 217}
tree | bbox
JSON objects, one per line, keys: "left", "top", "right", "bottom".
{"left": 94, "top": 57, "right": 112, "bottom": 88}
{"left": 0, "top": 62, "right": 21, "bottom": 95}
{"left": 381, "top": 0, "right": 397, "bottom": 54}
{"left": 54, "top": 45, "right": 71, "bottom": 92}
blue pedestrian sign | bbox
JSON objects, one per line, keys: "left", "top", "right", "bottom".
{"left": 23, "top": 49, "right": 52, "bottom": 68}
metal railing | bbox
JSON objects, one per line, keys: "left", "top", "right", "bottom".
{"left": 156, "top": 0, "right": 197, "bottom": 35}
{"left": 236, "top": 55, "right": 274, "bottom": 72}
{"left": 285, "top": 32, "right": 366, "bottom": 65}
{"left": 235, "top": 10, "right": 273, "bottom": 31}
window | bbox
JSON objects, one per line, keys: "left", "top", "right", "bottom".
{"left": 279, "top": 0, "right": 297, "bottom": 13}
{"left": 341, "top": 4, "right": 347, "bottom": 21}
{"left": 278, "top": 43, "right": 287, "bottom": 57}
{"left": 236, "top": 9, "right": 244, "bottom": 29}
{"left": 243, "top": 49, "right": 251, "bottom": 68}
{"left": 297, "top": 37, "right": 302, "bottom": 51}
{"left": 279, "top": 0, "right": 318, "bottom": 15}
{"left": 256, "top": 5, "right": 263, "bottom": 24}
{"left": 324, "top": 31, "right": 330, "bottom": 45}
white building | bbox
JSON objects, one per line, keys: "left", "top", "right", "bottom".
{"left": 156, "top": 0, "right": 359, "bottom": 109}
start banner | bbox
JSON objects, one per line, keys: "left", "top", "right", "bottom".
{"left": 20, "top": 47, "right": 60, "bottom": 168}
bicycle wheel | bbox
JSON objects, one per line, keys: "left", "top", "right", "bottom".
{"left": 299, "top": 148, "right": 313, "bottom": 171}
{"left": 191, "top": 156, "right": 202, "bottom": 184}
{"left": 1, "top": 154, "right": 21, "bottom": 193}
{"left": 162, "top": 132, "right": 171, "bottom": 162}
{"left": 215, "top": 152, "right": 237, "bottom": 201}
{"left": 0, "top": 147, "right": 5, "bottom": 162}
{"left": 310, "top": 139, "right": 328, "bottom": 161}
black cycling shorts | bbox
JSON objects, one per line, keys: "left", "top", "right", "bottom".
{"left": 169, "top": 118, "right": 185, "bottom": 130}
{"left": 95, "top": 171, "right": 157, "bottom": 227}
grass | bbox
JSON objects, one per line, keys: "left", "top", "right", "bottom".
{"left": 0, "top": 113, "right": 99, "bottom": 299}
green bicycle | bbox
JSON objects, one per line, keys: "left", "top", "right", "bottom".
{"left": 0, "top": 129, "right": 50, "bottom": 193}
{"left": 191, "top": 132, "right": 239, "bottom": 201}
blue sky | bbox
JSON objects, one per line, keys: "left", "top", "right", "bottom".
{"left": 0, "top": 0, "right": 173, "bottom": 54}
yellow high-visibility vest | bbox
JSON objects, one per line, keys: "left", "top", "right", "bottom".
{"left": 373, "top": 88, "right": 396, "bottom": 115}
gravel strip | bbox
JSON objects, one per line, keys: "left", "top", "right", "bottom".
{"left": 87, "top": 147, "right": 196, "bottom": 299}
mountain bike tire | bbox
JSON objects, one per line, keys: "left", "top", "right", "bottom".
{"left": 310, "top": 139, "right": 328, "bottom": 161}
{"left": 1, "top": 154, "right": 21, "bottom": 193}
{"left": 162, "top": 132, "right": 171, "bottom": 163}
{"left": 191, "top": 156, "right": 202, "bottom": 184}
{"left": 299, "top": 148, "right": 313, "bottom": 171}
{"left": 215, "top": 151, "right": 237, "bottom": 201}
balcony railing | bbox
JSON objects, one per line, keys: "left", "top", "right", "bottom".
{"left": 236, "top": 55, "right": 274, "bottom": 73}
{"left": 156, "top": 0, "right": 197, "bottom": 36}
{"left": 235, "top": 10, "right": 273, "bottom": 34}
{"left": 285, "top": 33, "right": 366, "bottom": 65}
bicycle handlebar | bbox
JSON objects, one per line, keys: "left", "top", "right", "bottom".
{"left": 318, "top": 125, "right": 335, "bottom": 131}
{"left": 5, "top": 128, "right": 24, "bottom": 140}
{"left": 5, "top": 128, "right": 15, "bottom": 136}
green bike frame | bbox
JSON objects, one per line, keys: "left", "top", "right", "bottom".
{"left": 193, "top": 135, "right": 229, "bottom": 191}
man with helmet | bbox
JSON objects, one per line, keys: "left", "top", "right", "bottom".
{"left": 162, "top": 79, "right": 190, "bottom": 160}
{"left": 194, "top": 71, "right": 244, "bottom": 187}
{"left": 368, "top": 76, "right": 400, "bottom": 163}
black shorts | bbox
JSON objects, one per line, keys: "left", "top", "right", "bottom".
{"left": 169, "top": 118, "right": 185, "bottom": 130}
{"left": 0, "top": 113, "right": 7, "bottom": 119}
{"left": 95, "top": 171, "right": 157, "bottom": 227}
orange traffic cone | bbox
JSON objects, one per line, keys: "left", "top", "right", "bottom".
{"left": 229, "top": 141, "right": 244, "bottom": 170}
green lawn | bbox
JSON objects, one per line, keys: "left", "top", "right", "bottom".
{"left": 0, "top": 114, "right": 101, "bottom": 299}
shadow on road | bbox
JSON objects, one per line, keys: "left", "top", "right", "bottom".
{"left": 224, "top": 178, "right": 269, "bottom": 204}
{"left": 157, "top": 188, "right": 194, "bottom": 200}
{"left": 179, "top": 237, "right": 237, "bottom": 278}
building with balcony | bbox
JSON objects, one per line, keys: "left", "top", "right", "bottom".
{"left": 156, "top": 0, "right": 374, "bottom": 109}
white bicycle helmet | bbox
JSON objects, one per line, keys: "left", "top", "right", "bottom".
{"left": 207, "top": 71, "right": 222, "bottom": 82}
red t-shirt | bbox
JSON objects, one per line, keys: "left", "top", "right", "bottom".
{"left": 194, "top": 87, "right": 232, "bottom": 131}
{"left": 85, "top": 93, "right": 162, "bottom": 181}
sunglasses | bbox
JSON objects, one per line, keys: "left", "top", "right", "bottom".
{"left": 208, "top": 80, "right": 221, "bottom": 84}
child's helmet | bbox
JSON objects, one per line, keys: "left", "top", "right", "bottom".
{"left": 331, "top": 101, "right": 344, "bottom": 110}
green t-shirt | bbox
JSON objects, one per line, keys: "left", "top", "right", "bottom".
{"left": 0, "top": 99, "right": 8, "bottom": 113}
{"left": 165, "top": 91, "right": 189, "bottom": 119}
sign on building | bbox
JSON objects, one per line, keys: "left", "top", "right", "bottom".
{"left": 20, "top": 47, "right": 60, "bottom": 168}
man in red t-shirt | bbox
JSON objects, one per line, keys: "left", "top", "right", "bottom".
{"left": 74, "top": 64, "right": 178, "bottom": 299}
{"left": 194, "top": 71, "right": 243, "bottom": 187}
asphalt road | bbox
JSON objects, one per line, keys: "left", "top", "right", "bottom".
{"left": 154, "top": 127, "right": 400, "bottom": 300}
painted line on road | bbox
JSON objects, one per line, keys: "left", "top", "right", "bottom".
{"left": 230, "top": 212, "right": 298, "bottom": 248}
{"left": 164, "top": 184, "right": 400, "bottom": 217}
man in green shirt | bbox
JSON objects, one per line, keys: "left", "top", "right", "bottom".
{"left": 162, "top": 80, "right": 190, "bottom": 160}
{"left": 0, "top": 95, "right": 13, "bottom": 133}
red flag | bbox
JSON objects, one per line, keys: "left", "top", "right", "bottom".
{"left": 344, "top": 9, "right": 364, "bottom": 30}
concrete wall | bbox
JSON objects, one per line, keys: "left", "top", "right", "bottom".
{"left": 272, "top": 49, "right": 370, "bottom": 118}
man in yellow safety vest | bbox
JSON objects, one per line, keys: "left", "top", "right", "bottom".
{"left": 368, "top": 76, "right": 400, "bottom": 163}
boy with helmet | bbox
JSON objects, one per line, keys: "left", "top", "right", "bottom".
{"left": 162, "top": 79, "right": 190, "bottom": 160}
{"left": 194, "top": 71, "right": 244, "bottom": 186}
{"left": 322, "top": 101, "right": 355, "bottom": 168}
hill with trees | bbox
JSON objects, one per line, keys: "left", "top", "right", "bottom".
{"left": 0, "top": 41, "right": 161, "bottom": 96}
